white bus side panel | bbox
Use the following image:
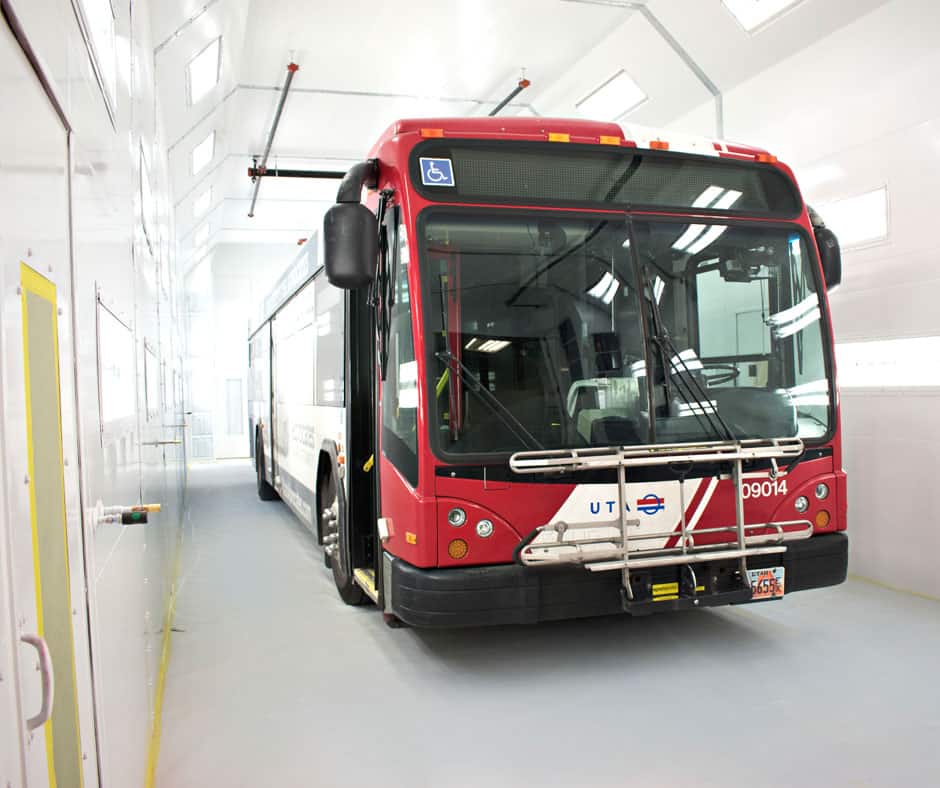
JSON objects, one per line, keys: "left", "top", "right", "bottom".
{"left": 266, "top": 273, "right": 347, "bottom": 531}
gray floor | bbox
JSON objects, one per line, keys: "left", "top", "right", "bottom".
{"left": 156, "top": 462, "right": 940, "bottom": 788}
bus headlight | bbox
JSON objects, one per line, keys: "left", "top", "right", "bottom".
{"left": 476, "top": 519, "right": 494, "bottom": 538}
{"left": 815, "top": 483, "right": 830, "bottom": 500}
{"left": 794, "top": 496, "right": 809, "bottom": 513}
{"left": 447, "top": 508, "right": 466, "bottom": 527}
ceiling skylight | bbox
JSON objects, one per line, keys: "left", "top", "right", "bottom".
{"left": 193, "top": 187, "right": 212, "bottom": 217}
{"left": 191, "top": 130, "right": 215, "bottom": 174}
{"left": 188, "top": 37, "right": 221, "bottom": 104}
{"left": 576, "top": 69, "right": 646, "bottom": 121}
{"left": 722, "top": 0, "right": 803, "bottom": 33}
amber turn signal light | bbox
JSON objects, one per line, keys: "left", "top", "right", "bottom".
{"left": 815, "top": 510, "right": 831, "bottom": 528}
{"left": 448, "top": 538, "right": 469, "bottom": 560}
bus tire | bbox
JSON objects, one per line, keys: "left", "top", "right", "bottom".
{"left": 255, "top": 433, "right": 279, "bottom": 501}
{"left": 320, "top": 470, "right": 365, "bottom": 605}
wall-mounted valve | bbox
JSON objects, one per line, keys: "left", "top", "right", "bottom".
{"left": 94, "top": 503, "right": 161, "bottom": 527}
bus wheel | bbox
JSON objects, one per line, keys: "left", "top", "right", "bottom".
{"left": 256, "top": 434, "right": 279, "bottom": 501}
{"left": 320, "top": 471, "right": 365, "bottom": 606}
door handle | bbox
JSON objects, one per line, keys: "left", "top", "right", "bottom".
{"left": 20, "top": 634, "right": 54, "bottom": 731}
{"left": 143, "top": 440, "right": 182, "bottom": 446}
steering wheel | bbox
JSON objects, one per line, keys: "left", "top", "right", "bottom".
{"left": 699, "top": 363, "right": 740, "bottom": 387}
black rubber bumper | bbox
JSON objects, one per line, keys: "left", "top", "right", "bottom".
{"left": 385, "top": 533, "right": 848, "bottom": 628}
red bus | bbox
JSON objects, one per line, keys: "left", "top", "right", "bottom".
{"left": 249, "top": 116, "right": 846, "bottom": 626}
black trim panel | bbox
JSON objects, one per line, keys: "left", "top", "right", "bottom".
{"left": 410, "top": 139, "right": 803, "bottom": 220}
{"left": 385, "top": 533, "right": 847, "bottom": 628}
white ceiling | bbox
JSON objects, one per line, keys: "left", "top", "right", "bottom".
{"left": 149, "top": 0, "right": 890, "bottom": 274}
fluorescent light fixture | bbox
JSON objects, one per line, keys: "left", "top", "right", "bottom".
{"left": 477, "top": 339, "right": 511, "bottom": 353}
{"left": 686, "top": 225, "right": 728, "bottom": 255}
{"left": 630, "top": 360, "right": 646, "bottom": 376}
{"left": 193, "top": 224, "right": 209, "bottom": 246}
{"left": 670, "top": 348, "right": 704, "bottom": 373}
{"left": 191, "top": 130, "right": 215, "bottom": 174}
{"left": 692, "top": 185, "right": 725, "bottom": 209}
{"left": 818, "top": 187, "right": 888, "bottom": 248}
{"left": 576, "top": 69, "right": 646, "bottom": 121}
{"left": 466, "top": 338, "right": 511, "bottom": 353}
{"left": 193, "top": 187, "right": 212, "bottom": 217}
{"left": 722, "top": 0, "right": 803, "bottom": 32}
{"left": 588, "top": 272, "right": 615, "bottom": 299}
{"left": 653, "top": 276, "right": 665, "bottom": 304}
{"left": 837, "top": 337, "right": 940, "bottom": 388}
{"left": 601, "top": 278, "right": 619, "bottom": 305}
{"left": 767, "top": 295, "right": 820, "bottom": 339}
{"left": 187, "top": 37, "right": 221, "bottom": 105}
{"left": 783, "top": 378, "right": 830, "bottom": 406}
{"left": 712, "top": 189, "right": 743, "bottom": 210}
{"left": 673, "top": 224, "right": 706, "bottom": 252}
{"left": 677, "top": 400, "right": 717, "bottom": 417}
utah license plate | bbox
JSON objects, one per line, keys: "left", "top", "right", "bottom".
{"left": 748, "top": 566, "right": 785, "bottom": 600}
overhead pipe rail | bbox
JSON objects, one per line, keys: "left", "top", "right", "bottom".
{"left": 248, "top": 61, "right": 299, "bottom": 218}
{"left": 489, "top": 74, "right": 532, "bottom": 117}
{"left": 561, "top": 0, "right": 724, "bottom": 137}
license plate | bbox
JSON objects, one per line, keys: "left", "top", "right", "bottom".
{"left": 748, "top": 566, "right": 785, "bottom": 600}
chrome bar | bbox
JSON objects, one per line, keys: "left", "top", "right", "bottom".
{"left": 510, "top": 437, "right": 804, "bottom": 474}
{"left": 586, "top": 545, "right": 787, "bottom": 573}
{"left": 518, "top": 520, "right": 813, "bottom": 568}
{"left": 733, "top": 458, "right": 749, "bottom": 584}
{"left": 617, "top": 462, "right": 633, "bottom": 599}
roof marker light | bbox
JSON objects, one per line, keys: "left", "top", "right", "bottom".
{"left": 757, "top": 153, "right": 778, "bottom": 163}
{"left": 650, "top": 140, "right": 670, "bottom": 150}
{"left": 548, "top": 132, "right": 570, "bottom": 143}
{"left": 599, "top": 135, "right": 621, "bottom": 146}
{"left": 420, "top": 128, "right": 444, "bottom": 138}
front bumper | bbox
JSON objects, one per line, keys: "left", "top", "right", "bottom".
{"left": 384, "top": 532, "right": 848, "bottom": 628}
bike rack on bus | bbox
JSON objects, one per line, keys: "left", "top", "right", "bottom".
{"left": 509, "top": 437, "right": 810, "bottom": 611}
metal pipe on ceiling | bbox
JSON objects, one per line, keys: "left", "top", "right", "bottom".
{"left": 489, "top": 76, "right": 532, "bottom": 117}
{"left": 248, "top": 61, "right": 299, "bottom": 218}
{"left": 246, "top": 167, "right": 346, "bottom": 180}
{"left": 560, "top": 0, "right": 724, "bottom": 138}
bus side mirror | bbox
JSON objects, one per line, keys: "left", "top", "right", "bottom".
{"left": 815, "top": 226, "right": 842, "bottom": 290}
{"left": 323, "top": 203, "right": 378, "bottom": 289}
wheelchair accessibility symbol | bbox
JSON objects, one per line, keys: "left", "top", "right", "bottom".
{"left": 419, "top": 157, "right": 455, "bottom": 187}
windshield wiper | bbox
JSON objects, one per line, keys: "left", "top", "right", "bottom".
{"left": 625, "top": 220, "right": 736, "bottom": 443}
{"left": 435, "top": 350, "right": 545, "bottom": 451}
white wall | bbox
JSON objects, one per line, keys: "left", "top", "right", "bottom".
{"left": 185, "top": 242, "right": 297, "bottom": 460}
{"left": 669, "top": 0, "right": 940, "bottom": 596}
{"left": 3, "top": 0, "right": 187, "bottom": 784}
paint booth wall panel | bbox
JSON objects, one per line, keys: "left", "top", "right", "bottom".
{"left": 7, "top": 0, "right": 186, "bottom": 785}
{"left": 840, "top": 390, "right": 940, "bottom": 598}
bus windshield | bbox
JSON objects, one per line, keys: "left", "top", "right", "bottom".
{"left": 421, "top": 210, "right": 831, "bottom": 458}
